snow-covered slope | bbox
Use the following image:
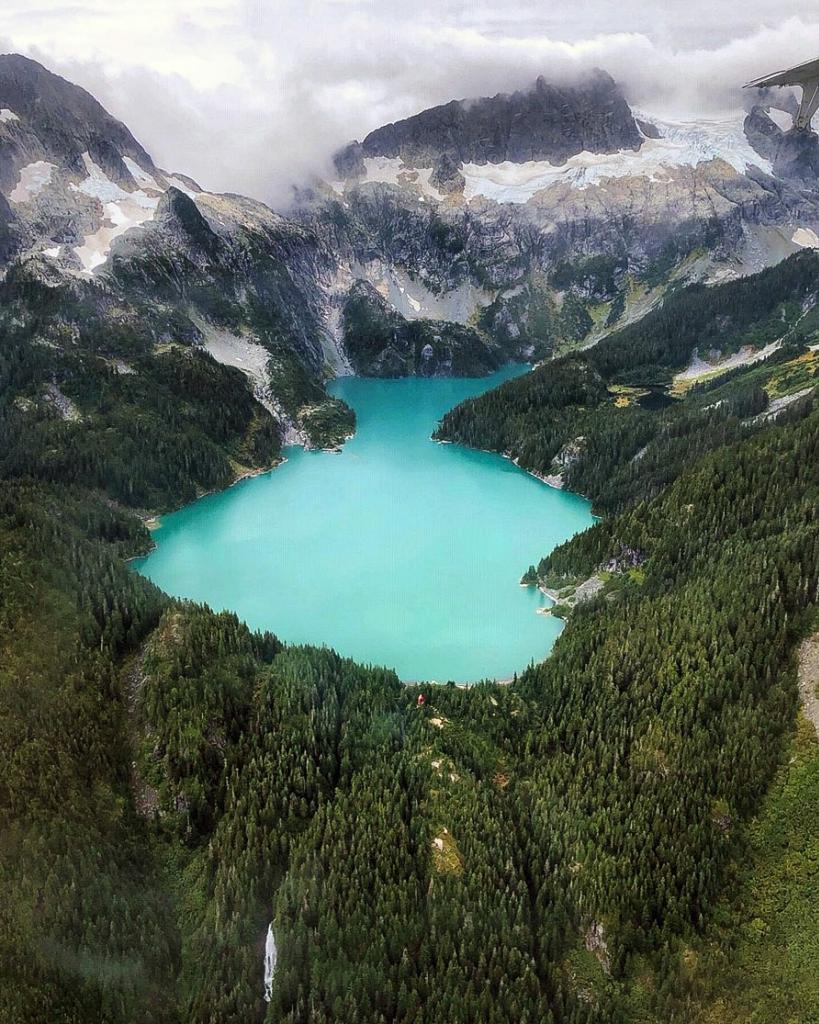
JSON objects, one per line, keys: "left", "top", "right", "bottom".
{"left": 460, "top": 112, "right": 773, "bottom": 203}
{"left": 69, "top": 152, "right": 161, "bottom": 271}
{"left": 4, "top": 140, "right": 193, "bottom": 274}
{"left": 334, "top": 111, "right": 780, "bottom": 206}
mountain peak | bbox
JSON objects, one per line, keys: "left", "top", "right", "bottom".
{"left": 334, "top": 70, "right": 641, "bottom": 177}
{"left": 0, "top": 51, "right": 155, "bottom": 192}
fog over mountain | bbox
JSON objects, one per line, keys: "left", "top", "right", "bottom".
{"left": 3, "top": 2, "right": 819, "bottom": 206}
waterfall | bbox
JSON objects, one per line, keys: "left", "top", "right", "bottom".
{"left": 263, "top": 922, "right": 277, "bottom": 1002}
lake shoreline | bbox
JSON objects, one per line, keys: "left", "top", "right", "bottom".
{"left": 433, "top": 437, "right": 590, "bottom": 498}
{"left": 131, "top": 368, "right": 592, "bottom": 681}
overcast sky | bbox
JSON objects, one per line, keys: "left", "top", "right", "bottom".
{"left": 3, "top": 1, "right": 819, "bottom": 206}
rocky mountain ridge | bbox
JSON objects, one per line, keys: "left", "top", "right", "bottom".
{"left": 334, "top": 69, "right": 643, "bottom": 180}
{"left": 0, "top": 52, "right": 155, "bottom": 192}
{"left": 3, "top": 53, "right": 819, "bottom": 456}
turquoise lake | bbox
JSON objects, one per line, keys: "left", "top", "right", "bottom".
{"left": 133, "top": 367, "right": 594, "bottom": 683}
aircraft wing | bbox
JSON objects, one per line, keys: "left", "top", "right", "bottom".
{"left": 746, "top": 56, "right": 819, "bottom": 88}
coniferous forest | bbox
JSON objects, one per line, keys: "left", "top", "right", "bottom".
{"left": 3, "top": 250, "right": 819, "bottom": 1024}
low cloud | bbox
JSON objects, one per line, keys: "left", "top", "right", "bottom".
{"left": 2, "top": 2, "right": 819, "bottom": 208}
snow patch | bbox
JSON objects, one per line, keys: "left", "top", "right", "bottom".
{"left": 359, "top": 157, "right": 445, "bottom": 200}
{"left": 74, "top": 152, "right": 150, "bottom": 205}
{"left": 315, "top": 262, "right": 357, "bottom": 375}
{"left": 43, "top": 246, "right": 61, "bottom": 258}
{"left": 9, "top": 161, "right": 56, "bottom": 203}
{"left": 108, "top": 359, "right": 135, "bottom": 375}
{"left": 792, "top": 227, "right": 819, "bottom": 249}
{"left": 631, "top": 445, "right": 650, "bottom": 464}
{"left": 323, "top": 306, "right": 355, "bottom": 375}
{"left": 462, "top": 113, "right": 773, "bottom": 204}
{"left": 0, "top": 108, "right": 19, "bottom": 123}
{"left": 122, "top": 156, "right": 161, "bottom": 191}
{"left": 747, "top": 386, "right": 814, "bottom": 424}
{"left": 71, "top": 152, "right": 159, "bottom": 272}
{"left": 263, "top": 922, "right": 277, "bottom": 1002}
{"left": 197, "top": 321, "right": 274, "bottom": 408}
{"left": 674, "top": 341, "right": 782, "bottom": 385}
{"left": 193, "top": 318, "right": 306, "bottom": 439}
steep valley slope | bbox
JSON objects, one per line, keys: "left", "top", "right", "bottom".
{"left": 3, "top": 250, "right": 819, "bottom": 1023}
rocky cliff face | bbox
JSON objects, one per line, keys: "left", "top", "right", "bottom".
{"left": 744, "top": 105, "right": 819, "bottom": 180}
{"left": 342, "top": 279, "right": 505, "bottom": 376}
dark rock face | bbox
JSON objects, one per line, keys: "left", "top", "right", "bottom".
{"left": 0, "top": 53, "right": 155, "bottom": 191}
{"left": 429, "top": 153, "right": 465, "bottom": 194}
{"left": 157, "top": 187, "right": 221, "bottom": 257}
{"left": 0, "top": 190, "right": 20, "bottom": 262}
{"left": 333, "top": 140, "right": 365, "bottom": 179}
{"left": 744, "top": 106, "right": 785, "bottom": 164}
{"left": 745, "top": 105, "right": 819, "bottom": 180}
{"left": 334, "top": 69, "right": 641, "bottom": 175}
{"left": 774, "top": 130, "right": 819, "bottom": 180}
{"left": 635, "top": 118, "right": 660, "bottom": 139}
{"left": 751, "top": 87, "right": 799, "bottom": 118}
{"left": 342, "top": 279, "right": 504, "bottom": 377}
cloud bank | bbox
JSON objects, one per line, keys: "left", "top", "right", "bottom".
{"left": 2, "top": 1, "right": 819, "bottom": 207}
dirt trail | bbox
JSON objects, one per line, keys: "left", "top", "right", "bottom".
{"left": 797, "top": 633, "right": 819, "bottom": 740}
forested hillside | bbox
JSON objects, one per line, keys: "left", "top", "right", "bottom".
{"left": 436, "top": 249, "right": 819, "bottom": 514}
{"left": 0, "top": 265, "right": 352, "bottom": 512}
{"left": 2, "top": 247, "right": 819, "bottom": 1023}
